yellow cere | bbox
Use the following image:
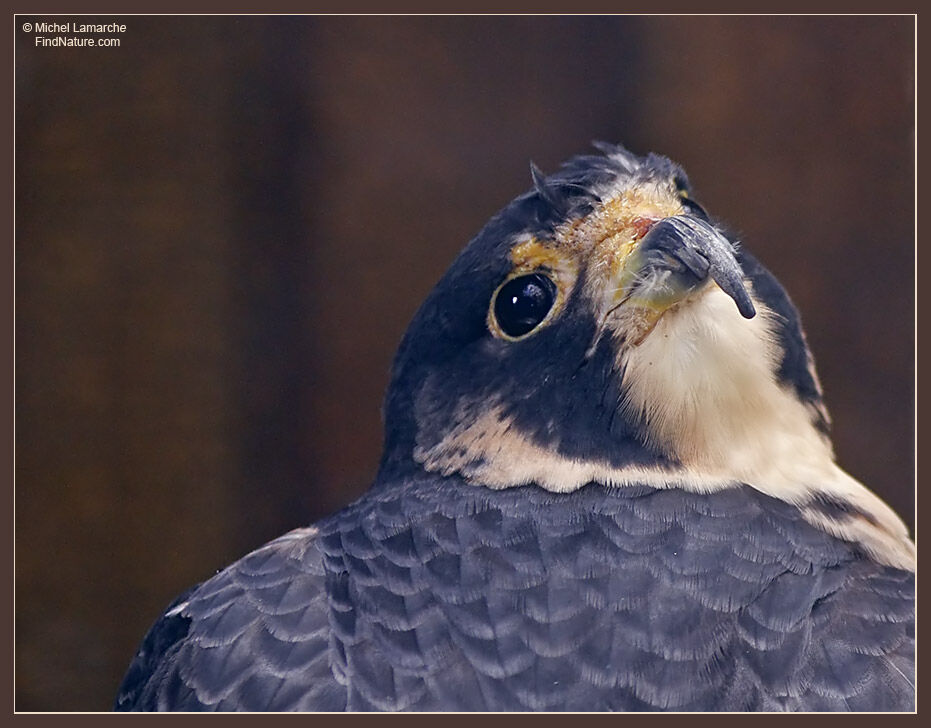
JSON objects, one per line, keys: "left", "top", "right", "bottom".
{"left": 552, "top": 185, "right": 685, "bottom": 313}
{"left": 555, "top": 185, "right": 684, "bottom": 274}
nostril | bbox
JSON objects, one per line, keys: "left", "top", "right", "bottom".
{"left": 630, "top": 216, "right": 660, "bottom": 239}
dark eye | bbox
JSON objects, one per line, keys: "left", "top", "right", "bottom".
{"left": 492, "top": 273, "right": 558, "bottom": 338}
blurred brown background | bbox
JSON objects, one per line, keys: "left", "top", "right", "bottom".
{"left": 15, "top": 16, "right": 914, "bottom": 711}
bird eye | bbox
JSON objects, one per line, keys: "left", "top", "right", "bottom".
{"left": 491, "top": 273, "right": 558, "bottom": 339}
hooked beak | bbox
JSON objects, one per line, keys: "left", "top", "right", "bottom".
{"left": 607, "top": 215, "right": 756, "bottom": 344}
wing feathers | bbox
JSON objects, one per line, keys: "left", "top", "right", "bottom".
{"left": 116, "top": 483, "right": 914, "bottom": 712}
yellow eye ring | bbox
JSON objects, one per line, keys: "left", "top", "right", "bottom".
{"left": 488, "top": 271, "right": 560, "bottom": 341}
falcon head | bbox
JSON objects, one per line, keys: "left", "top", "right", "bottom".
{"left": 378, "top": 143, "right": 912, "bottom": 568}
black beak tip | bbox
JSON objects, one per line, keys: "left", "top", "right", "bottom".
{"left": 736, "top": 296, "right": 757, "bottom": 319}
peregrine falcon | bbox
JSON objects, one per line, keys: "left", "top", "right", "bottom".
{"left": 115, "top": 143, "right": 915, "bottom": 712}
